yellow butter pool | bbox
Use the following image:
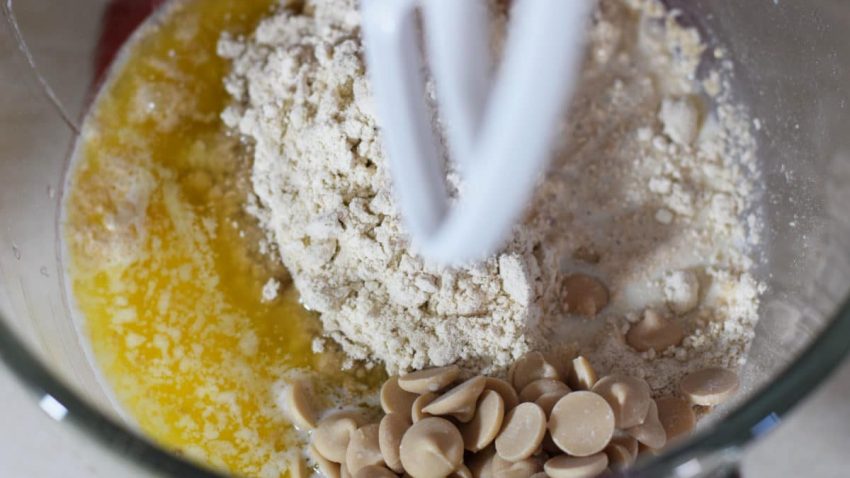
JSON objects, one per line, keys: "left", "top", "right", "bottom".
{"left": 63, "top": 1, "right": 383, "bottom": 475}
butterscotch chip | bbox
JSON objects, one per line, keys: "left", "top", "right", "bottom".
{"left": 626, "top": 400, "right": 666, "bottom": 449}
{"left": 283, "top": 379, "right": 317, "bottom": 431}
{"left": 605, "top": 442, "right": 634, "bottom": 469}
{"left": 542, "top": 431, "right": 562, "bottom": 454}
{"left": 656, "top": 396, "right": 696, "bottom": 442}
{"left": 467, "top": 446, "right": 496, "bottom": 478}
{"left": 626, "top": 309, "right": 685, "bottom": 352}
{"left": 519, "top": 378, "right": 570, "bottom": 403}
{"left": 512, "top": 351, "right": 561, "bottom": 391}
{"left": 379, "top": 413, "right": 409, "bottom": 473}
{"left": 567, "top": 356, "right": 598, "bottom": 390}
{"left": 411, "top": 392, "right": 439, "bottom": 422}
{"left": 639, "top": 442, "right": 663, "bottom": 457}
{"left": 423, "top": 376, "right": 487, "bottom": 423}
{"left": 451, "top": 465, "right": 473, "bottom": 478}
{"left": 495, "top": 402, "right": 547, "bottom": 462}
{"left": 485, "top": 377, "right": 520, "bottom": 410}
{"left": 561, "top": 273, "right": 609, "bottom": 317}
{"left": 548, "top": 391, "right": 615, "bottom": 457}
{"left": 346, "top": 423, "right": 384, "bottom": 474}
{"left": 381, "top": 376, "right": 419, "bottom": 422}
{"left": 544, "top": 453, "right": 609, "bottom": 478}
{"left": 314, "top": 410, "right": 365, "bottom": 463}
{"left": 609, "top": 433, "right": 638, "bottom": 460}
{"left": 545, "top": 350, "right": 575, "bottom": 384}
{"left": 591, "top": 375, "right": 652, "bottom": 428}
{"left": 534, "top": 390, "right": 570, "bottom": 416}
{"left": 310, "top": 444, "right": 341, "bottom": 478}
{"left": 399, "top": 417, "right": 464, "bottom": 478}
{"left": 492, "top": 454, "right": 543, "bottom": 477}
{"left": 460, "top": 390, "right": 505, "bottom": 452}
{"left": 532, "top": 443, "right": 543, "bottom": 456}
{"left": 398, "top": 365, "right": 461, "bottom": 394}
{"left": 353, "top": 465, "right": 397, "bottom": 478}
{"left": 680, "top": 368, "right": 739, "bottom": 406}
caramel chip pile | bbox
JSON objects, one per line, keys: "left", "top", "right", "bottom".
{"left": 300, "top": 353, "right": 738, "bottom": 477}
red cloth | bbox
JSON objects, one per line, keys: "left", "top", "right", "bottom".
{"left": 94, "top": 0, "right": 166, "bottom": 83}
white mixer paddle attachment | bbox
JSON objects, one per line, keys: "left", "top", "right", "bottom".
{"left": 361, "top": 0, "right": 592, "bottom": 266}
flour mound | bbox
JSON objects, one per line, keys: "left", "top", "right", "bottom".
{"left": 220, "top": 0, "right": 559, "bottom": 374}
{"left": 220, "top": 0, "right": 763, "bottom": 386}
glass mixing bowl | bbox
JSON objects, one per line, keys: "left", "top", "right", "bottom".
{"left": 1, "top": 1, "right": 849, "bottom": 477}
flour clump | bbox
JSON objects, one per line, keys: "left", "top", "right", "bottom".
{"left": 220, "top": 0, "right": 556, "bottom": 374}
{"left": 220, "top": 0, "right": 763, "bottom": 388}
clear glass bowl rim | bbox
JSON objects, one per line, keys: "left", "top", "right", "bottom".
{"left": 1, "top": 1, "right": 850, "bottom": 477}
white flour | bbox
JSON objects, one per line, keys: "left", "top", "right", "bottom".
{"left": 220, "top": 0, "right": 763, "bottom": 393}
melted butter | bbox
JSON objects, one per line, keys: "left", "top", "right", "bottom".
{"left": 63, "top": 1, "right": 383, "bottom": 476}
